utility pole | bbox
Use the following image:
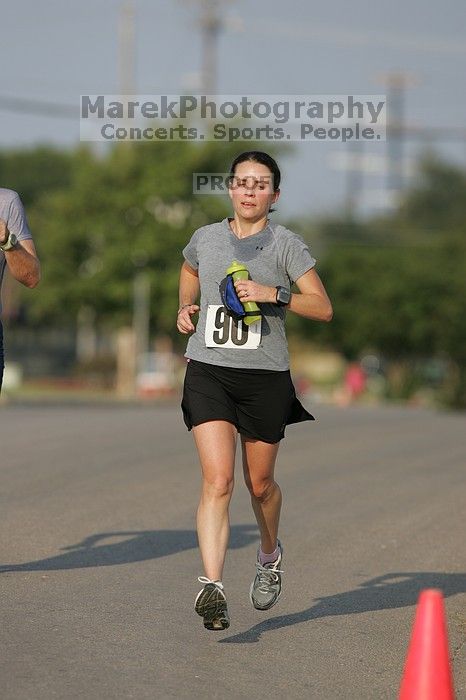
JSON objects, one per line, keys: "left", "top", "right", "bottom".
{"left": 378, "top": 72, "right": 418, "bottom": 199}
{"left": 335, "top": 71, "right": 418, "bottom": 216}
{"left": 200, "top": 0, "right": 222, "bottom": 94}
{"left": 385, "top": 72, "right": 407, "bottom": 195}
{"left": 185, "top": 0, "right": 225, "bottom": 94}
{"left": 133, "top": 269, "right": 151, "bottom": 365}
{"left": 344, "top": 141, "right": 365, "bottom": 219}
{"left": 118, "top": 0, "right": 136, "bottom": 96}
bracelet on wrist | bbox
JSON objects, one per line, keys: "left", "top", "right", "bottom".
{"left": 177, "top": 303, "right": 192, "bottom": 314}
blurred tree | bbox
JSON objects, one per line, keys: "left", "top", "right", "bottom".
{"left": 0, "top": 146, "right": 73, "bottom": 207}
{"left": 397, "top": 156, "right": 466, "bottom": 234}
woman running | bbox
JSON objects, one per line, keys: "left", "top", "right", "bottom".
{"left": 177, "top": 151, "right": 333, "bottom": 631}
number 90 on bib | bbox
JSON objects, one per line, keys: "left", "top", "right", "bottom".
{"left": 205, "top": 305, "right": 261, "bottom": 349}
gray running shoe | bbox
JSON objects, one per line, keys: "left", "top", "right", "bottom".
{"left": 249, "top": 541, "right": 284, "bottom": 611}
{"left": 194, "top": 577, "right": 230, "bottom": 631}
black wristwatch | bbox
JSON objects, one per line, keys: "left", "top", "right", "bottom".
{"left": 275, "top": 286, "right": 291, "bottom": 306}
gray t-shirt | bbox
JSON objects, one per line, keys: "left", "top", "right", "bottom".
{"left": 182, "top": 218, "right": 316, "bottom": 370}
{"left": 0, "top": 188, "right": 33, "bottom": 305}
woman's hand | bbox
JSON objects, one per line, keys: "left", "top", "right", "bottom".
{"left": 0, "top": 219, "right": 10, "bottom": 245}
{"left": 233, "top": 279, "right": 276, "bottom": 304}
{"left": 177, "top": 304, "right": 200, "bottom": 334}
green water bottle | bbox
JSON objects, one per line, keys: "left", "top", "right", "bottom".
{"left": 226, "top": 260, "right": 262, "bottom": 326}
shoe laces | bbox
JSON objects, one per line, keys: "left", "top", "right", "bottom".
{"left": 254, "top": 561, "right": 284, "bottom": 592}
{"left": 198, "top": 576, "right": 224, "bottom": 590}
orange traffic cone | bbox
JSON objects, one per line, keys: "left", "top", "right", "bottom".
{"left": 399, "top": 589, "right": 454, "bottom": 699}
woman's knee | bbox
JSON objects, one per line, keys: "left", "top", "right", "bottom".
{"left": 202, "top": 473, "right": 234, "bottom": 499}
{"left": 247, "top": 477, "right": 277, "bottom": 502}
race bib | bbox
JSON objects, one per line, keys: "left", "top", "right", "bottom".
{"left": 205, "top": 305, "right": 261, "bottom": 349}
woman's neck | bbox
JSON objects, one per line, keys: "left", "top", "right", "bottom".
{"left": 229, "top": 214, "right": 268, "bottom": 239}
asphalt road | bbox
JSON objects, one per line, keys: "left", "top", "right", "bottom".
{"left": 1, "top": 398, "right": 465, "bottom": 699}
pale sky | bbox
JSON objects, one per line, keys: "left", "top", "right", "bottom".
{"left": 1, "top": 0, "right": 465, "bottom": 218}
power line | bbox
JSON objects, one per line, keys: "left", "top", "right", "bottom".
{"left": 0, "top": 95, "right": 76, "bottom": 119}
{"left": 233, "top": 17, "right": 466, "bottom": 56}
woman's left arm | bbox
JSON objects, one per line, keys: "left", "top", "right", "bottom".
{"left": 286, "top": 268, "right": 333, "bottom": 322}
{"left": 233, "top": 267, "right": 333, "bottom": 321}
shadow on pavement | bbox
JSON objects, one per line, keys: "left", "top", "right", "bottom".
{"left": 220, "top": 571, "right": 466, "bottom": 644}
{"left": 0, "top": 524, "right": 258, "bottom": 573}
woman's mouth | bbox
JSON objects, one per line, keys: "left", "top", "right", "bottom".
{"left": 241, "top": 202, "right": 255, "bottom": 207}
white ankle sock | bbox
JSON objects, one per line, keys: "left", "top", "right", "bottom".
{"left": 259, "top": 545, "right": 279, "bottom": 566}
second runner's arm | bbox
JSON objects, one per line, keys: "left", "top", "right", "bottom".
{"left": 177, "top": 261, "right": 200, "bottom": 334}
{"left": 0, "top": 220, "right": 40, "bottom": 289}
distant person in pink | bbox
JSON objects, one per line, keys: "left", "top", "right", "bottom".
{"left": 344, "top": 362, "right": 366, "bottom": 402}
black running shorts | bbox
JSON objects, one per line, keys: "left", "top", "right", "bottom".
{"left": 181, "top": 358, "right": 314, "bottom": 444}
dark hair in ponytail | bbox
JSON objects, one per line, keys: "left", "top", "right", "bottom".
{"left": 229, "top": 151, "right": 281, "bottom": 213}
{"left": 229, "top": 151, "right": 281, "bottom": 190}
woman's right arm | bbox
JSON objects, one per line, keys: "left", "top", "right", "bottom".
{"left": 177, "top": 261, "right": 200, "bottom": 334}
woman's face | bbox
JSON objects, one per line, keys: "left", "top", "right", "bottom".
{"left": 228, "top": 161, "right": 279, "bottom": 221}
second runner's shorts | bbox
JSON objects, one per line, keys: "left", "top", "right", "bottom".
{"left": 181, "top": 358, "right": 314, "bottom": 444}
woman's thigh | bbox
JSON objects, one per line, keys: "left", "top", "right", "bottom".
{"left": 193, "top": 420, "right": 238, "bottom": 484}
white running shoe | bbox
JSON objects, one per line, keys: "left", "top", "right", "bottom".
{"left": 194, "top": 577, "right": 230, "bottom": 631}
{"left": 249, "top": 541, "right": 284, "bottom": 611}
